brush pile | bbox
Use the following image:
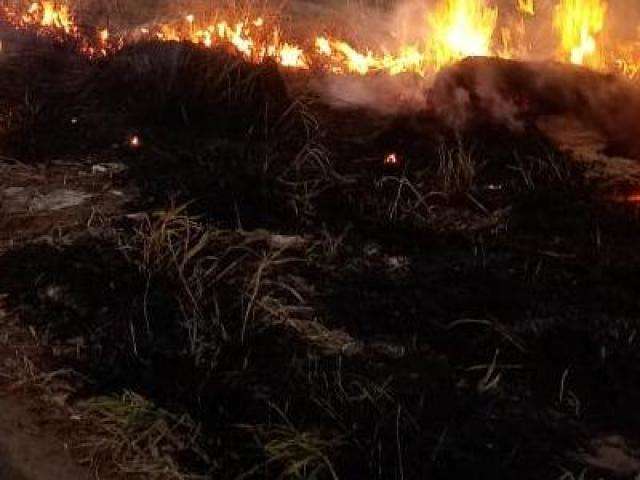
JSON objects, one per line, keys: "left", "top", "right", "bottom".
{"left": 0, "top": 29, "right": 298, "bottom": 156}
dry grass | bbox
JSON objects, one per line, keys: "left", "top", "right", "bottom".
{"left": 0, "top": 32, "right": 303, "bottom": 158}
{"left": 81, "top": 41, "right": 291, "bottom": 131}
{"left": 76, "top": 391, "right": 208, "bottom": 479}
{"left": 121, "top": 206, "right": 338, "bottom": 362}
{"left": 510, "top": 150, "right": 572, "bottom": 191}
{"left": 0, "top": 32, "right": 89, "bottom": 156}
{"left": 1, "top": 12, "right": 633, "bottom": 479}
{"left": 240, "top": 423, "right": 343, "bottom": 480}
{"left": 436, "top": 141, "right": 477, "bottom": 194}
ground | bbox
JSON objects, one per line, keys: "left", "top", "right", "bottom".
{"left": 2, "top": 33, "right": 640, "bottom": 480}
{"left": 0, "top": 395, "right": 88, "bottom": 480}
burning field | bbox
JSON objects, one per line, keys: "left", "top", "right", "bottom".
{"left": 2, "top": 0, "right": 640, "bottom": 479}
{"left": 4, "top": 0, "right": 640, "bottom": 76}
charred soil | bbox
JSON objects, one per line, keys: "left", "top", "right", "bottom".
{"left": 1, "top": 28, "right": 640, "bottom": 480}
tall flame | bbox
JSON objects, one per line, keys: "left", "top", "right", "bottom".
{"left": 6, "top": 0, "right": 640, "bottom": 80}
{"left": 554, "top": 0, "right": 607, "bottom": 66}
{"left": 23, "top": 1, "right": 74, "bottom": 33}
{"left": 428, "top": 0, "right": 498, "bottom": 69}
{"left": 517, "top": 0, "right": 535, "bottom": 16}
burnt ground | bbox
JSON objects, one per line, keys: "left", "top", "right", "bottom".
{"left": 0, "top": 394, "right": 89, "bottom": 480}
{"left": 2, "top": 33, "right": 640, "bottom": 480}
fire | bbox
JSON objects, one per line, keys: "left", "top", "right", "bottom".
{"left": 323, "top": 0, "right": 504, "bottom": 75}
{"left": 384, "top": 153, "right": 399, "bottom": 165}
{"left": 278, "top": 43, "right": 307, "bottom": 68}
{"left": 182, "top": 15, "right": 308, "bottom": 68}
{"left": 5, "top": 0, "right": 640, "bottom": 81}
{"left": 314, "top": 36, "right": 425, "bottom": 75}
{"left": 614, "top": 42, "right": 640, "bottom": 80}
{"left": 517, "top": 0, "right": 535, "bottom": 16}
{"left": 22, "top": 1, "right": 74, "bottom": 33}
{"left": 315, "top": 37, "right": 332, "bottom": 56}
{"left": 98, "top": 28, "right": 108, "bottom": 43}
{"left": 428, "top": 0, "right": 498, "bottom": 69}
{"left": 129, "top": 135, "right": 141, "bottom": 148}
{"left": 330, "top": 41, "right": 378, "bottom": 75}
{"left": 628, "top": 193, "right": 640, "bottom": 203}
{"left": 382, "top": 46, "right": 424, "bottom": 75}
{"left": 554, "top": 0, "right": 607, "bottom": 66}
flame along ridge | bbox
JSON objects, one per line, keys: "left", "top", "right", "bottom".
{"left": 2, "top": 0, "right": 640, "bottom": 79}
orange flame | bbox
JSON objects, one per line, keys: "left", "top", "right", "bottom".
{"left": 554, "top": 0, "right": 607, "bottom": 66}
{"left": 6, "top": 0, "right": 640, "bottom": 81}
{"left": 517, "top": 0, "right": 535, "bottom": 16}
{"left": 428, "top": 0, "right": 498, "bottom": 69}
{"left": 23, "top": 1, "right": 74, "bottom": 33}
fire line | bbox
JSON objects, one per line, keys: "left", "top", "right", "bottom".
{"left": 2, "top": 0, "right": 639, "bottom": 79}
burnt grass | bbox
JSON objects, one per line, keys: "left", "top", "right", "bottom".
{"left": 2, "top": 31, "right": 640, "bottom": 480}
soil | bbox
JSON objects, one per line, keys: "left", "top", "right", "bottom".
{"left": 2, "top": 29, "right": 640, "bottom": 478}
{"left": 1, "top": 113, "right": 639, "bottom": 479}
{"left": 0, "top": 395, "right": 87, "bottom": 480}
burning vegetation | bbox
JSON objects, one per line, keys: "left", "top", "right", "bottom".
{"left": 2, "top": 0, "right": 640, "bottom": 77}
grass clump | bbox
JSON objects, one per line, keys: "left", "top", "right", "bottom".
{"left": 82, "top": 41, "right": 292, "bottom": 135}
{"left": 436, "top": 141, "right": 477, "bottom": 194}
{"left": 77, "top": 391, "right": 208, "bottom": 479}
{"left": 242, "top": 424, "right": 343, "bottom": 480}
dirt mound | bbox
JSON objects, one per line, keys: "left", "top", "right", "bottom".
{"left": 431, "top": 56, "right": 640, "bottom": 158}
{"left": 81, "top": 41, "right": 292, "bottom": 133}
{"left": 0, "top": 395, "right": 88, "bottom": 480}
{"left": 0, "top": 32, "right": 298, "bottom": 158}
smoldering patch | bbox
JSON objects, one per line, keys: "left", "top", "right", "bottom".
{"left": 429, "top": 56, "right": 640, "bottom": 158}
{"left": 310, "top": 73, "right": 430, "bottom": 115}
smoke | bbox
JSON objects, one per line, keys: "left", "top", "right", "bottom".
{"left": 306, "top": 0, "right": 557, "bottom": 115}
{"left": 429, "top": 56, "right": 640, "bottom": 157}
{"left": 306, "top": 0, "right": 438, "bottom": 115}
{"left": 9, "top": 0, "right": 640, "bottom": 156}
{"left": 311, "top": 73, "right": 430, "bottom": 115}
{"left": 307, "top": 0, "right": 640, "bottom": 160}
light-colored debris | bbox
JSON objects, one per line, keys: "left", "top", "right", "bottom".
{"left": 3, "top": 187, "right": 93, "bottom": 213}
{"left": 582, "top": 435, "right": 640, "bottom": 476}
{"left": 30, "top": 189, "right": 93, "bottom": 212}
{"left": 91, "top": 162, "right": 127, "bottom": 175}
{"left": 3, "top": 186, "right": 26, "bottom": 196}
{"left": 538, "top": 115, "right": 640, "bottom": 188}
{"left": 2, "top": 186, "right": 31, "bottom": 212}
{"left": 124, "top": 212, "right": 148, "bottom": 222}
{"left": 267, "top": 234, "right": 308, "bottom": 250}
{"left": 385, "top": 255, "right": 409, "bottom": 270}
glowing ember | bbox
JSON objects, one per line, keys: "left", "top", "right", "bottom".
{"left": 628, "top": 193, "right": 640, "bottom": 203}
{"left": 315, "top": 37, "right": 332, "bottom": 56}
{"left": 428, "top": 0, "right": 498, "bottom": 69}
{"left": 385, "top": 153, "right": 399, "bottom": 165}
{"left": 614, "top": 45, "right": 640, "bottom": 80}
{"left": 332, "top": 41, "right": 378, "bottom": 74}
{"left": 278, "top": 43, "right": 308, "bottom": 68}
{"left": 554, "top": 0, "right": 607, "bottom": 66}
{"left": 129, "top": 135, "right": 141, "bottom": 148}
